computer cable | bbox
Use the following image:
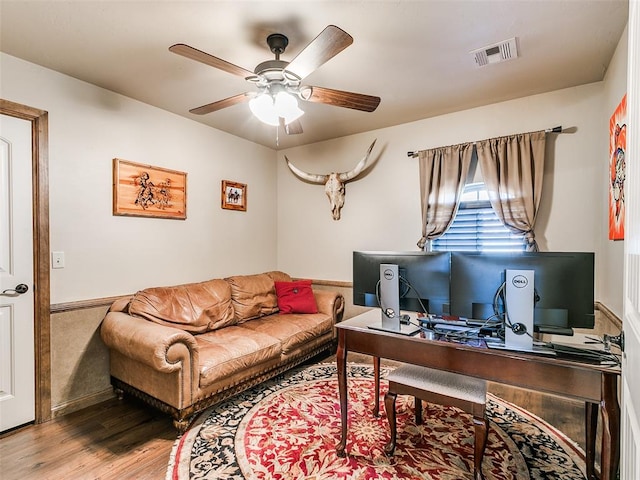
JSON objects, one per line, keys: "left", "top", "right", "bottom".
{"left": 494, "top": 282, "right": 537, "bottom": 340}
{"left": 375, "top": 276, "right": 430, "bottom": 321}
{"left": 398, "top": 275, "right": 430, "bottom": 315}
{"left": 434, "top": 325, "right": 497, "bottom": 345}
{"left": 375, "top": 280, "right": 400, "bottom": 320}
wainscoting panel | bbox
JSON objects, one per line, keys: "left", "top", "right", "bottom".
{"left": 50, "top": 303, "right": 114, "bottom": 417}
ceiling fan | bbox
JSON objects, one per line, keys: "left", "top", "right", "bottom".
{"left": 169, "top": 25, "right": 381, "bottom": 135}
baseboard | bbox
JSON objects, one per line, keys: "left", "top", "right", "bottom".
{"left": 51, "top": 388, "right": 116, "bottom": 419}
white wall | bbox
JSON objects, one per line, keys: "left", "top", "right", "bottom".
{"left": 600, "top": 25, "right": 629, "bottom": 318}
{"left": 278, "top": 83, "right": 607, "bottom": 291}
{"left": 1, "top": 53, "right": 278, "bottom": 304}
{"left": 1, "top": 38, "right": 628, "bottom": 314}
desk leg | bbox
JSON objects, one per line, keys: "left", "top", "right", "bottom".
{"left": 373, "top": 356, "right": 380, "bottom": 417}
{"left": 599, "top": 373, "right": 620, "bottom": 480}
{"left": 336, "top": 330, "right": 348, "bottom": 457}
{"left": 585, "top": 401, "right": 598, "bottom": 480}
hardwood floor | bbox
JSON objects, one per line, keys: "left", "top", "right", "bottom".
{"left": 0, "top": 396, "right": 176, "bottom": 480}
{"left": 0, "top": 353, "right": 590, "bottom": 480}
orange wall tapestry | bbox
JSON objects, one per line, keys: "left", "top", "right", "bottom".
{"left": 609, "top": 94, "right": 627, "bottom": 240}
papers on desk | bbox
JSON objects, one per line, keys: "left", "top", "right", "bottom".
{"left": 486, "top": 342, "right": 556, "bottom": 356}
{"left": 428, "top": 323, "right": 470, "bottom": 332}
{"left": 550, "top": 343, "right": 621, "bottom": 365}
{"left": 487, "top": 340, "right": 621, "bottom": 365}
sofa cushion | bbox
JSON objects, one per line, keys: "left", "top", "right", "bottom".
{"left": 265, "top": 270, "right": 292, "bottom": 283}
{"left": 274, "top": 280, "right": 318, "bottom": 314}
{"left": 109, "top": 296, "right": 131, "bottom": 313}
{"left": 239, "top": 313, "right": 334, "bottom": 355}
{"left": 128, "top": 279, "right": 235, "bottom": 333}
{"left": 195, "top": 326, "right": 282, "bottom": 387}
{"left": 226, "top": 271, "right": 292, "bottom": 323}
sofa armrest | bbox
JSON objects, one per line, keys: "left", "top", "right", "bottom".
{"left": 101, "top": 311, "right": 200, "bottom": 374}
{"left": 313, "top": 289, "right": 345, "bottom": 323}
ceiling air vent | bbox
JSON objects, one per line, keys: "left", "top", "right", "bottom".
{"left": 471, "top": 37, "right": 518, "bottom": 67}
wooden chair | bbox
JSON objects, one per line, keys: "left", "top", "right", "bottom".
{"left": 384, "top": 364, "right": 489, "bottom": 480}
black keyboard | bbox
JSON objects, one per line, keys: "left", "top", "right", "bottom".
{"left": 535, "top": 325, "right": 574, "bottom": 335}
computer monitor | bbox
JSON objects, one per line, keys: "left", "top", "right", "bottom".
{"left": 353, "top": 251, "right": 451, "bottom": 315}
{"left": 449, "top": 252, "right": 595, "bottom": 335}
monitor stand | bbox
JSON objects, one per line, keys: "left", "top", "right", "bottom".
{"left": 504, "top": 269, "right": 535, "bottom": 352}
{"left": 369, "top": 265, "right": 421, "bottom": 336}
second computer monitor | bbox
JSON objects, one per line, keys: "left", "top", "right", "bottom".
{"left": 449, "top": 251, "right": 595, "bottom": 333}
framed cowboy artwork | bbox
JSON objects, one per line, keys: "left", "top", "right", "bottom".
{"left": 221, "top": 180, "right": 247, "bottom": 211}
{"left": 113, "top": 158, "right": 187, "bottom": 219}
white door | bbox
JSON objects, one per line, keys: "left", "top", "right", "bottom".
{"left": 621, "top": 1, "right": 640, "bottom": 477}
{"left": 0, "top": 113, "right": 35, "bottom": 431}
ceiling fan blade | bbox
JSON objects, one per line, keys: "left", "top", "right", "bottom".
{"left": 284, "top": 25, "right": 353, "bottom": 80}
{"left": 189, "top": 93, "right": 252, "bottom": 115}
{"left": 281, "top": 118, "right": 303, "bottom": 135}
{"left": 303, "top": 86, "right": 381, "bottom": 112}
{"left": 169, "top": 44, "right": 256, "bottom": 79}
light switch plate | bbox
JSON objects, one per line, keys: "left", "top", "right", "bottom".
{"left": 52, "top": 251, "right": 65, "bottom": 269}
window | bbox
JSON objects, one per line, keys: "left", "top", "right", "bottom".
{"left": 431, "top": 183, "right": 526, "bottom": 253}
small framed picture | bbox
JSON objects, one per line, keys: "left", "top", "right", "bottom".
{"left": 221, "top": 180, "right": 247, "bottom": 211}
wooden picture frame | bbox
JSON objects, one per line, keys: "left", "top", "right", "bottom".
{"left": 113, "top": 158, "right": 187, "bottom": 219}
{"left": 221, "top": 180, "right": 247, "bottom": 211}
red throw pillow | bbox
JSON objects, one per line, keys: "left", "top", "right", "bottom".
{"left": 274, "top": 280, "right": 318, "bottom": 314}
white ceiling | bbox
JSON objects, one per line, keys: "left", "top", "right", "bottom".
{"left": 0, "top": 1, "right": 629, "bottom": 150}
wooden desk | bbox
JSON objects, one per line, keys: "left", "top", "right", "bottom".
{"left": 335, "top": 310, "right": 620, "bottom": 480}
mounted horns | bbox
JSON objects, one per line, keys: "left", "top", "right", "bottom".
{"left": 284, "top": 139, "right": 377, "bottom": 220}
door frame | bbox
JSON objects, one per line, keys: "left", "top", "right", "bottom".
{"left": 0, "top": 98, "right": 50, "bottom": 424}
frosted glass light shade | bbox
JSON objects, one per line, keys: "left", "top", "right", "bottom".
{"left": 249, "top": 94, "right": 279, "bottom": 126}
{"left": 249, "top": 92, "right": 304, "bottom": 126}
{"left": 274, "top": 92, "right": 304, "bottom": 124}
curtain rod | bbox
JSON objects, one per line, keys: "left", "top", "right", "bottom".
{"left": 407, "top": 126, "right": 564, "bottom": 158}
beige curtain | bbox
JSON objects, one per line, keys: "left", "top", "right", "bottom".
{"left": 476, "top": 130, "right": 546, "bottom": 252}
{"left": 417, "top": 143, "right": 474, "bottom": 249}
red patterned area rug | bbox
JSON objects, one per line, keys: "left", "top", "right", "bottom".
{"left": 166, "top": 363, "right": 587, "bottom": 480}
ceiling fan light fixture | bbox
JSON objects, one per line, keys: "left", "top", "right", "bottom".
{"left": 249, "top": 92, "right": 304, "bottom": 126}
{"left": 274, "top": 91, "right": 304, "bottom": 124}
{"left": 249, "top": 94, "right": 280, "bottom": 126}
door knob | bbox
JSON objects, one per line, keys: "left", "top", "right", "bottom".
{"left": 2, "top": 283, "right": 29, "bottom": 295}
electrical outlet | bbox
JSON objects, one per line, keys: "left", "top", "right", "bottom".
{"left": 52, "top": 251, "right": 65, "bottom": 269}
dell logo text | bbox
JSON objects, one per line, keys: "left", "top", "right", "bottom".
{"left": 512, "top": 275, "right": 529, "bottom": 288}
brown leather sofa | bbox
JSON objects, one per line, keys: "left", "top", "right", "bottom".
{"left": 100, "top": 271, "right": 344, "bottom": 431}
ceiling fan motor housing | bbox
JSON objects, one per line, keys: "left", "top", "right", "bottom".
{"left": 253, "top": 59, "right": 289, "bottom": 77}
{"left": 251, "top": 33, "right": 301, "bottom": 89}
{"left": 251, "top": 59, "right": 301, "bottom": 95}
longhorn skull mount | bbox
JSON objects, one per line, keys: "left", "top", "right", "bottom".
{"left": 284, "top": 140, "right": 377, "bottom": 220}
